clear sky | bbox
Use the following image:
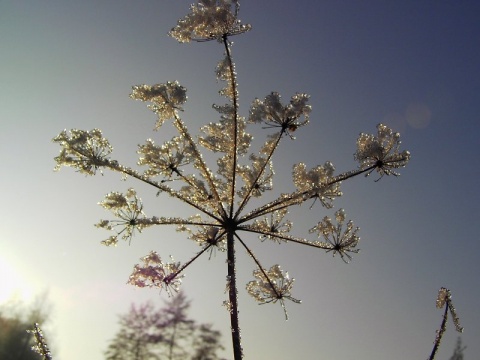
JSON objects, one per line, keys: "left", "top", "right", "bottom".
{"left": 1, "top": 1, "right": 479, "bottom": 359}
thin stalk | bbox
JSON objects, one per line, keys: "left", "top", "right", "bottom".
{"left": 223, "top": 36, "right": 239, "bottom": 219}
{"left": 235, "top": 129, "right": 285, "bottom": 219}
{"left": 428, "top": 305, "right": 449, "bottom": 360}
{"left": 173, "top": 116, "right": 227, "bottom": 219}
{"left": 227, "top": 231, "right": 243, "bottom": 360}
{"left": 238, "top": 227, "right": 332, "bottom": 250}
{"left": 240, "top": 165, "right": 377, "bottom": 223}
{"left": 167, "top": 243, "right": 215, "bottom": 284}
{"left": 109, "top": 161, "right": 223, "bottom": 223}
{"left": 235, "top": 233, "right": 282, "bottom": 299}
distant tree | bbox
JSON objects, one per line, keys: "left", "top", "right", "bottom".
{"left": 449, "top": 337, "right": 466, "bottom": 360}
{"left": 159, "top": 292, "right": 195, "bottom": 360}
{"left": 105, "top": 302, "right": 164, "bottom": 360}
{"left": 0, "top": 293, "right": 52, "bottom": 360}
{"left": 105, "top": 292, "right": 224, "bottom": 360}
{"left": 192, "top": 324, "right": 224, "bottom": 360}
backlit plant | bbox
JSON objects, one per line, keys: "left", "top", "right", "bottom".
{"left": 53, "top": 1, "right": 411, "bottom": 359}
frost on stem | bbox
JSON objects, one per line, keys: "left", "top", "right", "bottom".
{"left": 169, "top": 0, "right": 251, "bottom": 43}
{"left": 237, "top": 154, "right": 273, "bottom": 199}
{"left": 27, "top": 323, "right": 52, "bottom": 360}
{"left": 246, "top": 265, "right": 301, "bottom": 320}
{"left": 128, "top": 251, "right": 184, "bottom": 296}
{"left": 53, "top": 2, "right": 412, "bottom": 359}
{"left": 309, "top": 209, "right": 360, "bottom": 263}
{"left": 53, "top": 129, "right": 114, "bottom": 175}
{"left": 354, "top": 123, "right": 411, "bottom": 180}
{"left": 428, "top": 287, "right": 463, "bottom": 360}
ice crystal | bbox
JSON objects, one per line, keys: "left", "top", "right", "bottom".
{"left": 53, "top": 2, "right": 411, "bottom": 359}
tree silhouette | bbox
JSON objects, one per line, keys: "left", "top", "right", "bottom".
{"left": 105, "top": 292, "right": 224, "bottom": 360}
{"left": 0, "top": 293, "right": 51, "bottom": 360}
{"left": 53, "top": 1, "right": 411, "bottom": 358}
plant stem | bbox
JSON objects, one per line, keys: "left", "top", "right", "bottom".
{"left": 227, "top": 231, "right": 243, "bottom": 359}
{"left": 428, "top": 304, "right": 449, "bottom": 360}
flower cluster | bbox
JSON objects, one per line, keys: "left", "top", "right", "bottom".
{"left": 246, "top": 265, "right": 301, "bottom": 319}
{"left": 177, "top": 217, "right": 227, "bottom": 252}
{"left": 354, "top": 123, "right": 411, "bottom": 179}
{"left": 96, "top": 188, "right": 150, "bottom": 246}
{"left": 249, "top": 92, "right": 311, "bottom": 136}
{"left": 130, "top": 81, "right": 187, "bottom": 128}
{"left": 250, "top": 208, "right": 292, "bottom": 243}
{"left": 137, "top": 137, "right": 193, "bottom": 179}
{"left": 237, "top": 154, "right": 273, "bottom": 198}
{"left": 436, "top": 287, "right": 463, "bottom": 332}
{"left": 53, "top": 128, "right": 114, "bottom": 175}
{"left": 169, "top": 0, "right": 251, "bottom": 42}
{"left": 292, "top": 162, "right": 341, "bottom": 208}
{"left": 128, "top": 251, "right": 183, "bottom": 295}
{"left": 309, "top": 209, "right": 360, "bottom": 263}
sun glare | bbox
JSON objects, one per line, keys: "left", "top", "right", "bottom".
{"left": 0, "top": 256, "right": 35, "bottom": 305}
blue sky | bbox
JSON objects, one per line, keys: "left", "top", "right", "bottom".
{"left": 1, "top": 1, "right": 479, "bottom": 359}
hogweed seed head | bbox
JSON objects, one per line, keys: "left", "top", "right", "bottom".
{"left": 130, "top": 82, "right": 187, "bottom": 129}
{"left": 354, "top": 123, "right": 410, "bottom": 180}
{"left": 309, "top": 209, "right": 360, "bottom": 263}
{"left": 169, "top": 0, "right": 251, "bottom": 43}
{"left": 53, "top": 2, "right": 411, "bottom": 358}
{"left": 246, "top": 265, "right": 301, "bottom": 320}
{"left": 53, "top": 129, "right": 113, "bottom": 175}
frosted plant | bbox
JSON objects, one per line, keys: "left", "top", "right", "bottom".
{"left": 28, "top": 323, "right": 53, "bottom": 360}
{"left": 53, "top": 1, "right": 410, "bottom": 359}
{"left": 428, "top": 288, "right": 463, "bottom": 360}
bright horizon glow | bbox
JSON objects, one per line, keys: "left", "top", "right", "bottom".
{"left": 0, "top": 256, "right": 36, "bottom": 305}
